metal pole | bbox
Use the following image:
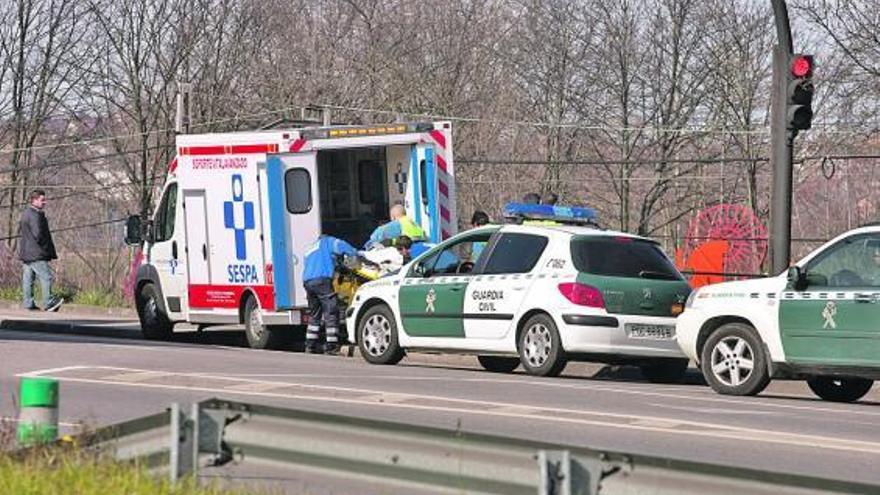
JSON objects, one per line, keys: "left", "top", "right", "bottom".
{"left": 769, "top": 0, "right": 794, "bottom": 274}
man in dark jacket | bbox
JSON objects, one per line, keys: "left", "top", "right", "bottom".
{"left": 19, "top": 190, "right": 63, "bottom": 311}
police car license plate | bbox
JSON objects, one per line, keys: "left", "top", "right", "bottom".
{"left": 625, "top": 323, "right": 675, "bottom": 340}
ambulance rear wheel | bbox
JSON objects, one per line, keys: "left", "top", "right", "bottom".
{"left": 137, "top": 283, "right": 173, "bottom": 340}
{"left": 243, "top": 296, "right": 284, "bottom": 350}
{"left": 358, "top": 305, "right": 404, "bottom": 365}
{"left": 807, "top": 376, "right": 874, "bottom": 403}
{"left": 477, "top": 356, "right": 520, "bottom": 373}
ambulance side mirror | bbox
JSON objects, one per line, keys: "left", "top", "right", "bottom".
{"left": 124, "top": 215, "right": 142, "bottom": 246}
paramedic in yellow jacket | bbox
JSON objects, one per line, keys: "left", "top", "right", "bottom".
{"left": 365, "top": 203, "right": 425, "bottom": 248}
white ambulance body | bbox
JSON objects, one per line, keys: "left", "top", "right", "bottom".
{"left": 129, "top": 122, "right": 456, "bottom": 348}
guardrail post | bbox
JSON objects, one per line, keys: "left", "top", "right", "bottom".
{"left": 169, "top": 403, "right": 197, "bottom": 483}
{"left": 17, "top": 377, "right": 59, "bottom": 447}
{"left": 538, "top": 450, "right": 601, "bottom": 495}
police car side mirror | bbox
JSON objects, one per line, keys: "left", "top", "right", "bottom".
{"left": 787, "top": 266, "right": 807, "bottom": 291}
{"left": 413, "top": 262, "right": 428, "bottom": 277}
{"left": 124, "top": 215, "right": 142, "bottom": 246}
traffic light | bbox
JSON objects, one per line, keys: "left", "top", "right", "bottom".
{"left": 786, "top": 54, "right": 814, "bottom": 131}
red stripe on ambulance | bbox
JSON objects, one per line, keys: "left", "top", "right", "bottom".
{"left": 436, "top": 154, "right": 449, "bottom": 173}
{"left": 440, "top": 205, "right": 451, "bottom": 222}
{"left": 428, "top": 130, "right": 446, "bottom": 149}
{"left": 189, "top": 284, "right": 275, "bottom": 310}
{"left": 180, "top": 144, "right": 279, "bottom": 156}
{"left": 289, "top": 139, "right": 307, "bottom": 152}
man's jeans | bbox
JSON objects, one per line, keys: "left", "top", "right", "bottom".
{"left": 22, "top": 260, "right": 54, "bottom": 309}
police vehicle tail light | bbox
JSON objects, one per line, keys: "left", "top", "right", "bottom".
{"left": 558, "top": 282, "right": 605, "bottom": 308}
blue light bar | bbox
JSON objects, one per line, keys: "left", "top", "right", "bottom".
{"left": 503, "top": 203, "right": 598, "bottom": 224}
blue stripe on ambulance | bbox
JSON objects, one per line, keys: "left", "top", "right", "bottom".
{"left": 409, "top": 146, "right": 422, "bottom": 227}
{"left": 266, "top": 156, "right": 294, "bottom": 309}
{"left": 424, "top": 146, "right": 440, "bottom": 243}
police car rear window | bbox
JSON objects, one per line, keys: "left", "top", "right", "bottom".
{"left": 570, "top": 237, "right": 682, "bottom": 280}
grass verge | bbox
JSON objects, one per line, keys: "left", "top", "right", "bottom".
{"left": 0, "top": 421, "right": 267, "bottom": 494}
{"left": 0, "top": 285, "right": 127, "bottom": 308}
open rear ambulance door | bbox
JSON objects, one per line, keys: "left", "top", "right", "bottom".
{"left": 405, "top": 143, "right": 443, "bottom": 243}
{"left": 266, "top": 153, "right": 320, "bottom": 310}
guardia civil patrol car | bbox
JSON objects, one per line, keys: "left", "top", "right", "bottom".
{"left": 677, "top": 225, "right": 880, "bottom": 402}
{"left": 347, "top": 204, "right": 693, "bottom": 380}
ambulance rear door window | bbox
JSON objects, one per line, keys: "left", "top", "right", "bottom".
{"left": 285, "top": 168, "right": 312, "bottom": 214}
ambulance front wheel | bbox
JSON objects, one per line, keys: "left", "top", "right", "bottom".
{"left": 243, "top": 296, "right": 284, "bottom": 350}
{"left": 358, "top": 305, "right": 405, "bottom": 365}
{"left": 806, "top": 376, "right": 873, "bottom": 403}
{"left": 136, "top": 283, "right": 173, "bottom": 340}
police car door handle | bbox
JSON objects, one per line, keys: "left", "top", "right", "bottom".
{"left": 854, "top": 293, "right": 875, "bottom": 303}
{"left": 171, "top": 241, "right": 178, "bottom": 260}
{"left": 202, "top": 243, "right": 207, "bottom": 260}
{"left": 513, "top": 286, "right": 526, "bottom": 291}
{"left": 449, "top": 287, "right": 463, "bottom": 292}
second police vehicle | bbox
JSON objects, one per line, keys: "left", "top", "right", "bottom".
{"left": 347, "top": 204, "right": 694, "bottom": 380}
{"left": 677, "top": 224, "right": 880, "bottom": 402}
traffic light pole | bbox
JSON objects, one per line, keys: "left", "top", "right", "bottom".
{"left": 770, "top": 0, "right": 794, "bottom": 275}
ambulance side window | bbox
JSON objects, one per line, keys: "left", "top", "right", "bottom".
{"left": 285, "top": 168, "right": 312, "bottom": 214}
{"left": 153, "top": 183, "right": 177, "bottom": 242}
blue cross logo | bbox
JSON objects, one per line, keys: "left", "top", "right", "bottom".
{"left": 223, "top": 174, "right": 254, "bottom": 260}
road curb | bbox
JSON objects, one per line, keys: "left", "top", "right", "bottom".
{"left": 0, "top": 317, "right": 143, "bottom": 340}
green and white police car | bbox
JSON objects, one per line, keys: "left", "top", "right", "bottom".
{"left": 346, "top": 218, "right": 692, "bottom": 379}
{"left": 677, "top": 225, "right": 880, "bottom": 402}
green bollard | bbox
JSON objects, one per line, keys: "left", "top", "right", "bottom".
{"left": 17, "top": 377, "right": 59, "bottom": 446}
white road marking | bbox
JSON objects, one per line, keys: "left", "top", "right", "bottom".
{"left": 1, "top": 416, "right": 81, "bottom": 428}
{"left": 187, "top": 370, "right": 880, "bottom": 419}
{"left": 19, "top": 365, "right": 880, "bottom": 456}
{"left": 18, "top": 365, "right": 90, "bottom": 377}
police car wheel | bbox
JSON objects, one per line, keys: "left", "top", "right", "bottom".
{"left": 806, "top": 376, "right": 874, "bottom": 403}
{"left": 700, "top": 323, "right": 769, "bottom": 396}
{"left": 518, "top": 314, "right": 566, "bottom": 377}
{"left": 477, "top": 356, "right": 520, "bottom": 373}
{"left": 639, "top": 358, "right": 689, "bottom": 384}
{"left": 358, "top": 305, "right": 404, "bottom": 365}
{"left": 243, "top": 296, "right": 283, "bottom": 350}
{"left": 137, "top": 283, "right": 173, "bottom": 340}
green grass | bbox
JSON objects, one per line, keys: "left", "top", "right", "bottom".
{"left": 0, "top": 448, "right": 267, "bottom": 495}
{"left": 72, "top": 288, "right": 127, "bottom": 308}
{"left": 0, "top": 285, "right": 127, "bottom": 308}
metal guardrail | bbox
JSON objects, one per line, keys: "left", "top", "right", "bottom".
{"left": 80, "top": 397, "right": 878, "bottom": 495}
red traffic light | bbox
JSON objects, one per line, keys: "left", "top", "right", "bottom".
{"left": 791, "top": 55, "right": 813, "bottom": 78}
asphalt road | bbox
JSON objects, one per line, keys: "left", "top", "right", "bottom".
{"left": 2, "top": 322, "right": 880, "bottom": 492}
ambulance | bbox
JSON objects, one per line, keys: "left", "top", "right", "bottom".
{"left": 124, "top": 121, "right": 456, "bottom": 348}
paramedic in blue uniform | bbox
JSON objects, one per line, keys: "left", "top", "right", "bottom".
{"left": 302, "top": 235, "right": 357, "bottom": 355}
